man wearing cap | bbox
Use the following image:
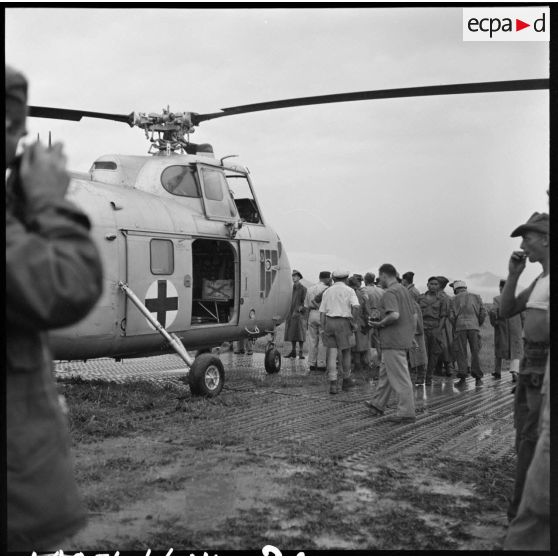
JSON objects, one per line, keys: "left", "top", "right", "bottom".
{"left": 401, "top": 271, "right": 420, "bottom": 302}
{"left": 363, "top": 272, "right": 384, "bottom": 371}
{"left": 319, "top": 270, "right": 360, "bottom": 394}
{"left": 304, "top": 271, "right": 332, "bottom": 371}
{"left": 435, "top": 276, "right": 455, "bottom": 376}
{"left": 6, "top": 66, "right": 103, "bottom": 550}
{"left": 499, "top": 212, "right": 549, "bottom": 523}
{"left": 489, "top": 279, "right": 524, "bottom": 382}
{"left": 284, "top": 270, "right": 307, "bottom": 358}
{"left": 348, "top": 275, "right": 372, "bottom": 374}
{"left": 364, "top": 263, "right": 417, "bottom": 423}
{"left": 450, "top": 281, "right": 486, "bottom": 387}
{"left": 418, "top": 277, "right": 450, "bottom": 385}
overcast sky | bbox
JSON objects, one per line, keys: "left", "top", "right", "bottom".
{"left": 6, "top": 7, "right": 549, "bottom": 293}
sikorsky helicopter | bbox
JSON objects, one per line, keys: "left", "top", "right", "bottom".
{"left": 28, "top": 78, "right": 548, "bottom": 397}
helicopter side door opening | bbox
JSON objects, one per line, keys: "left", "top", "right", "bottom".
{"left": 191, "top": 238, "right": 238, "bottom": 326}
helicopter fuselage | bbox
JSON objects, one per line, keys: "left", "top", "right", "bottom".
{"left": 50, "top": 152, "right": 292, "bottom": 361}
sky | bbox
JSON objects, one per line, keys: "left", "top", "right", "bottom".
{"left": 5, "top": 7, "right": 549, "bottom": 294}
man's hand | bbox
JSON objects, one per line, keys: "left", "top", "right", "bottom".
{"left": 508, "top": 250, "right": 527, "bottom": 277}
{"left": 369, "top": 321, "right": 382, "bottom": 329}
{"left": 19, "top": 141, "right": 70, "bottom": 209}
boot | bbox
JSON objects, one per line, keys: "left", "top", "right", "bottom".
{"left": 342, "top": 377, "right": 357, "bottom": 390}
{"left": 329, "top": 381, "right": 339, "bottom": 394}
{"left": 298, "top": 351, "right": 305, "bottom": 359}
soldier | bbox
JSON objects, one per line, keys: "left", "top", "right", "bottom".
{"left": 348, "top": 275, "right": 371, "bottom": 374}
{"left": 6, "top": 66, "right": 103, "bottom": 551}
{"left": 319, "top": 270, "right": 360, "bottom": 394}
{"left": 451, "top": 280, "right": 487, "bottom": 387}
{"left": 499, "top": 212, "right": 549, "bottom": 523}
{"left": 401, "top": 271, "right": 420, "bottom": 302}
{"left": 304, "top": 271, "right": 331, "bottom": 371}
{"left": 418, "top": 277, "right": 450, "bottom": 385}
{"left": 489, "top": 279, "right": 523, "bottom": 382}
{"left": 284, "top": 270, "right": 307, "bottom": 358}
{"left": 364, "top": 264, "right": 417, "bottom": 423}
{"left": 436, "top": 275, "right": 455, "bottom": 376}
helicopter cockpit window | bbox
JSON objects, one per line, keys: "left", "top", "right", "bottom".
{"left": 161, "top": 165, "right": 200, "bottom": 198}
{"left": 226, "top": 173, "right": 263, "bottom": 225}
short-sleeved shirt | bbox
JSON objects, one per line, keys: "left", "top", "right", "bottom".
{"left": 379, "top": 282, "right": 416, "bottom": 350}
{"left": 319, "top": 281, "right": 359, "bottom": 318}
{"left": 304, "top": 282, "right": 329, "bottom": 311}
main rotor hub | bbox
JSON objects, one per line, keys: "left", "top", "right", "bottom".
{"left": 131, "top": 108, "right": 198, "bottom": 154}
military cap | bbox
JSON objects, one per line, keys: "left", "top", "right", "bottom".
{"left": 291, "top": 269, "right": 303, "bottom": 279}
{"left": 510, "top": 212, "right": 549, "bottom": 237}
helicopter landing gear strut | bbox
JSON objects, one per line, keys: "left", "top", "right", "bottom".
{"left": 264, "top": 328, "right": 281, "bottom": 374}
{"left": 118, "top": 282, "right": 224, "bottom": 397}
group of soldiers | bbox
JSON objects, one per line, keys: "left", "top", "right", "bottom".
{"left": 284, "top": 268, "right": 493, "bottom": 389}
{"left": 282, "top": 210, "right": 549, "bottom": 549}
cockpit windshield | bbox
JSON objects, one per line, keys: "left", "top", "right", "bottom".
{"left": 161, "top": 165, "right": 200, "bottom": 198}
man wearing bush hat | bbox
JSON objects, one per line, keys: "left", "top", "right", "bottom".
{"left": 499, "top": 211, "right": 549, "bottom": 527}
{"left": 319, "top": 269, "right": 360, "bottom": 394}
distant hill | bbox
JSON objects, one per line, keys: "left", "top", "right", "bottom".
{"left": 463, "top": 271, "right": 524, "bottom": 302}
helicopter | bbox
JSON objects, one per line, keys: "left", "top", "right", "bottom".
{"left": 27, "top": 78, "right": 548, "bottom": 398}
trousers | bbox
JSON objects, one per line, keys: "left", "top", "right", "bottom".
{"left": 307, "top": 309, "right": 326, "bottom": 367}
{"left": 369, "top": 349, "right": 415, "bottom": 418}
{"left": 454, "top": 329, "right": 482, "bottom": 379}
{"left": 504, "top": 380, "right": 549, "bottom": 549}
{"left": 424, "top": 328, "right": 443, "bottom": 381}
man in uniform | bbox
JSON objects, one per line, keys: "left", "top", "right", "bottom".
{"left": 363, "top": 272, "right": 384, "bottom": 372}
{"left": 489, "top": 279, "right": 523, "bottom": 382}
{"left": 6, "top": 66, "right": 104, "bottom": 551}
{"left": 436, "top": 275, "right": 455, "bottom": 376}
{"left": 364, "top": 264, "right": 417, "bottom": 423}
{"left": 401, "top": 271, "right": 420, "bottom": 302}
{"left": 418, "top": 277, "right": 450, "bottom": 385}
{"left": 304, "top": 271, "right": 331, "bottom": 371}
{"left": 451, "top": 280, "right": 486, "bottom": 387}
{"left": 284, "top": 269, "right": 307, "bottom": 358}
{"left": 499, "top": 212, "right": 549, "bottom": 523}
{"left": 319, "top": 270, "right": 360, "bottom": 394}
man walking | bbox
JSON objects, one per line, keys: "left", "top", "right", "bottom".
{"left": 319, "top": 270, "right": 360, "bottom": 394}
{"left": 418, "top": 277, "right": 450, "bottom": 385}
{"left": 451, "top": 280, "right": 486, "bottom": 387}
{"left": 499, "top": 212, "right": 549, "bottom": 523}
{"left": 284, "top": 269, "right": 307, "bottom": 358}
{"left": 6, "top": 65, "right": 103, "bottom": 551}
{"left": 364, "top": 264, "right": 417, "bottom": 423}
{"left": 489, "top": 279, "right": 523, "bottom": 382}
{"left": 304, "top": 271, "right": 331, "bottom": 371}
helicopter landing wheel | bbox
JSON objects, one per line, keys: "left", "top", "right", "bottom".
{"left": 188, "top": 353, "right": 225, "bottom": 397}
{"left": 264, "top": 347, "right": 281, "bottom": 374}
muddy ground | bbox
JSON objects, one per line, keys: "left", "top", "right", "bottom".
{"left": 58, "top": 345, "right": 516, "bottom": 554}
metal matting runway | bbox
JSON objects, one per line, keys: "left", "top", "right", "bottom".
{"left": 55, "top": 351, "right": 516, "bottom": 466}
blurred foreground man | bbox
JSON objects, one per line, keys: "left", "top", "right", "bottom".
{"left": 499, "top": 212, "right": 549, "bottom": 526}
{"left": 6, "top": 66, "right": 103, "bottom": 551}
{"left": 364, "top": 264, "right": 417, "bottom": 423}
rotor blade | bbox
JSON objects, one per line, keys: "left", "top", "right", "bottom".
{"left": 193, "top": 79, "right": 549, "bottom": 125}
{"left": 28, "top": 106, "right": 133, "bottom": 125}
